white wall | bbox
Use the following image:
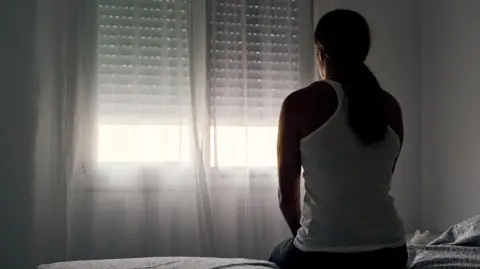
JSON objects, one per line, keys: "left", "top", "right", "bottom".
{"left": 422, "top": 0, "right": 480, "bottom": 232}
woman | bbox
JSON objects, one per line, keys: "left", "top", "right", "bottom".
{"left": 269, "top": 9, "right": 407, "bottom": 269}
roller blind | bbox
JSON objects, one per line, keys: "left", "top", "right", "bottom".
{"left": 209, "top": 0, "right": 300, "bottom": 125}
{"left": 97, "top": 0, "right": 190, "bottom": 124}
{"left": 97, "top": 0, "right": 305, "bottom": 126}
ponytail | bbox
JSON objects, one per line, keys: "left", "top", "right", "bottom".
{"left": 342, "top": 63, "right": 387, "bottom": 145}
{"left": 314, "top": 9, "right": 387, "bottom": 145}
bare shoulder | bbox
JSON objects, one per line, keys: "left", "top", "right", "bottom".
{"left": 281, "top": 81, "right": 338, "bottom": 139}
{"left": 282, "top": 81, "right": 336, "bottom": 110}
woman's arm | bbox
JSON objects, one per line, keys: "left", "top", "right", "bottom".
{"left": 277, "top": 95, "right": 302, "bottom": 237}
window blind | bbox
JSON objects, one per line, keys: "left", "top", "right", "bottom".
{"left": 209, "top": 0, "right": 300, "bottom": 125}
{"left": 97, "top": 0, "right": 190, "bottom": 124}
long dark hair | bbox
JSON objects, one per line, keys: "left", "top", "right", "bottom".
{"left": 314, "top": 9, "right": 387, "bottom": 145}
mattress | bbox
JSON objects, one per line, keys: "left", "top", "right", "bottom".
{"left": 38, "top": 257, "right": 279, "bottom": 269}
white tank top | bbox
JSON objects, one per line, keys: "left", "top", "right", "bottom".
{"left": 293, "top": 79, "right": 406, "bottom": 252}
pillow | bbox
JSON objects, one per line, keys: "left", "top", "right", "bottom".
{"left": 409, "top": 229, "right": 432, "bottom": 245}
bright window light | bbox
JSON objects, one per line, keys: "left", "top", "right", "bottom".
{"left": 97, "top": 125, "right": 277, "bottom": 167}
{"left": 97, "top": 125, "right": 191, "bottom": 163}
{"left": 210, "top": 126, "right": 277, "bottom": 168}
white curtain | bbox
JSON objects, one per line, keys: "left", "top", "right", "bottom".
{"left": 33, "top": 0, "right": 314, "bottom": 265}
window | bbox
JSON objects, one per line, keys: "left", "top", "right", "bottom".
{"left": 208, "top": 0, "right": 300, "bottom": 167}
{"left": 96, "top": 0, "right": 308, "bottom": 167}
{"left": 97, "top": 0, "right": 191, "bottom": 163}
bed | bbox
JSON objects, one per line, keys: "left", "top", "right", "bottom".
{"left": 407, "top": 215, "right": 480, "bottom": 268}
{"left": 39, "top": 216, "right": 480, "bottom": 269}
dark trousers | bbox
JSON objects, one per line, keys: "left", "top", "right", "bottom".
{"left": 269, "top": 238, "right": 408, "bottom": 269}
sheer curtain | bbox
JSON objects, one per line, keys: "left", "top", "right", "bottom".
{"left": 33, "top": 0, "right": 314, "bottom": 265}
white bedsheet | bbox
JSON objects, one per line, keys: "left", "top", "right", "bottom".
{"left": 38, "top": 257, "right": 279, "bottom": 269}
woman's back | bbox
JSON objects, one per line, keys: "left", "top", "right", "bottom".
{"left": 269, "top": 9, "right": 408, "bottom": 269}
{"left": 289, "top": 79, "right": 405, "bottom": 252}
